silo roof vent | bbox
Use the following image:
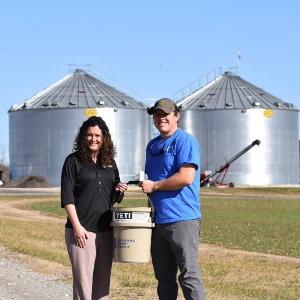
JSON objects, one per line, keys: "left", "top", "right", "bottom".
{"left": 198, "top": 103, "right": 207, "bottom": 109}
{"left": 284, "top": 103, "right": 294, "bottom": 108}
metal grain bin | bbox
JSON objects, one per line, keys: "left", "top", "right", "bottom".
{"left": 176, "top": 71, "right": 299, "bottom": 185}
{"left": 8, "top": 69, "right": 151, "bottom": 186}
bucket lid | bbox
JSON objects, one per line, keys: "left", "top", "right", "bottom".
{"left": 111, "top": 207, "right": 152, "bottom": 213}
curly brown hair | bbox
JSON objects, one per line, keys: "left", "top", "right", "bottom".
{"left": 73, "top": 116, "right": 117, "bottom": 165}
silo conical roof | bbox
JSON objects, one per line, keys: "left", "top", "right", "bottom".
{"left": 176, "top": 71, "right": 298, "bottom": 111}
{"left": 9, "top": 69, "right": 146, "bottom": 111}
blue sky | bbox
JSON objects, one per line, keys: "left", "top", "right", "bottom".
{"left": 1, "top": 0, "right": 299, "bottom": 163}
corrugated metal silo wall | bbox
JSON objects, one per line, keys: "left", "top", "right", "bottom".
{"left": 179, "top": 109, "right": 299, "bottom": 185}
{"left": 9, "top": 108, "right": 151, "bottom": 186}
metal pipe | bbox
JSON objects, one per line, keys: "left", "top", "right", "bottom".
{"left": 200, "top": 139, "right": 261, "bottom": 185}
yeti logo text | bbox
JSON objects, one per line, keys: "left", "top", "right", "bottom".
{"left": 114, "top": 212, "right": 132, "bottom": 219}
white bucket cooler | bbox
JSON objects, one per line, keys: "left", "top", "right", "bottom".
{"left": 110, "top": 206, "right": 155, "bottom": 263}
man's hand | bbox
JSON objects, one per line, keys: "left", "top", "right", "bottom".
{"left": 139, "top": 180, "right": 156, "bottom": 194}
{"left": 140, "top": 164, "right": 197, "bottom": 193}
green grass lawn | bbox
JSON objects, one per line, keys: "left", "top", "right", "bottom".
{"left": 1, "top": 189, "right": 299, "bottom": 299}
{"left": 201, "top": 197, "right": 299, "bottom": 257}
{"left": 29, "top": 192, "right": 300, "bottom": 258}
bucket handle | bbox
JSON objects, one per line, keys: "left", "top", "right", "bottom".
{"left": 113, "top": 181, "right": 155, "bottom": 223}
{"left": 112, "top": 181, "right": 139, "bottom": 205}
{"left": 127, "top": 181, "right": 155, "bottom": 222}
{"left": 147, "top": 194, "right": 155, "bottom": 223}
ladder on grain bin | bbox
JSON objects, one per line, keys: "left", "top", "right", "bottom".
{"left": 200, "top": 139, "right": 261, "bottom": 187}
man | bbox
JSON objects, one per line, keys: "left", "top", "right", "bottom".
{"left": 140, "top": 98, "right": 206, "bottom": 300}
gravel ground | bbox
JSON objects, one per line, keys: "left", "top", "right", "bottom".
{"left": 0, "top": 247, "right": 72, "bottom": 300}
{"left": 0, "top": 184, "right": 141, "bottom": 300}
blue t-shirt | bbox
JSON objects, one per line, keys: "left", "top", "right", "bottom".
{"left": 145, "top": 128, "right": 201, "bottom": 224}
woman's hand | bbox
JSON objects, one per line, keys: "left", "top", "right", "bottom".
{"left": 64, "top": 204, "right": 89, "bottom": 248}
{"left": 115, "top": 182, "right": 128, "bottom": 193}
{"left": 73, "top": 224, "right": 89, "bottom": 248}
{"left": 114, "top": 182, "right": 128, "bottom": 204}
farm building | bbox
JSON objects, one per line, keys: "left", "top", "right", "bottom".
{"left": 176, "top": 71, "right": 299, "bottom": 185}
{"left": 8, "top": 69, "right": 151, "bottom": 186}
{"left": 8, "top": 68, "right": 299, "bottom": 186}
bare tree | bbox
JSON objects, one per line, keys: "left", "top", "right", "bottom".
{"left": 0, "top": 144, "right": 9, "bottom": 184}
{"left": 0, "top": 144, "right": 8, "bottom": 165}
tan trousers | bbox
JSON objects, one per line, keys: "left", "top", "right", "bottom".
{"left": 65, "top": 228, "right": 113, "bottom": 300}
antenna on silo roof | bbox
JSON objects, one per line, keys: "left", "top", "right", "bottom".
{"left": 237, "top": 50, "right": 241, "bottom": 75}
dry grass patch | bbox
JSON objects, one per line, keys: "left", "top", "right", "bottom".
{"left": 201, "top": 245, "right": 300, "bottom": 299}
{"left": 0, "top": 191, "right": 299, "bottom": 299}
{"left": 0, "top": 218, "right": 69, "bottom": 265}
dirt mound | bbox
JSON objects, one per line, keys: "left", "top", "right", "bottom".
{"left": 1, "top": 176, "right": 51, "bottom": 188}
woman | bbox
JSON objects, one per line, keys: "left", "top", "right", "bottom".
{"left": 61, "top": 116, "right": 127, "bottom": 300}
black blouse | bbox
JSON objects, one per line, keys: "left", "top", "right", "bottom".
{"left": 61, "top": 152, "right": 120, "bottom": 231}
